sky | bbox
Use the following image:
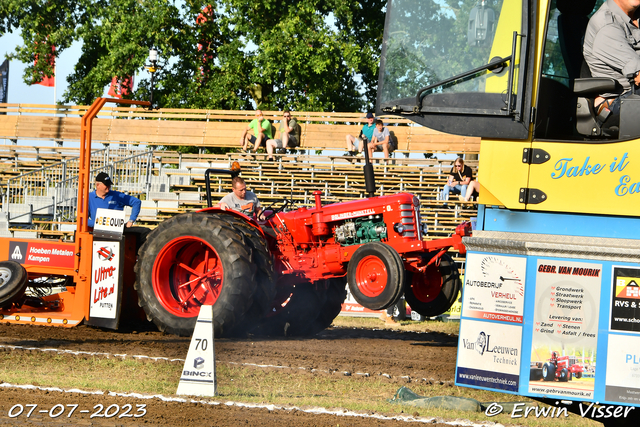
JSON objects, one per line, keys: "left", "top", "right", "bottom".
{"left": 0, "top": 31, "right": 84, "bottom": 106}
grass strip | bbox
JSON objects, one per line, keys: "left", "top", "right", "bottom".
{"left": 0, "top": 350, "right": 599, "bottom": 426}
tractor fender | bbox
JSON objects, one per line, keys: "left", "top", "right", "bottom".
{"left": 196, "top": 206, "right": 266, "bottom": 239}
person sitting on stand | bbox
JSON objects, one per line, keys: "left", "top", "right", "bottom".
{"left": 344, "top": 112, "right": 375, "bottom": 157}
{"left": 441, "top": 158, "right": 473, "bottom": 208}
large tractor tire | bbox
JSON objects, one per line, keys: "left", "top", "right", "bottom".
{"left": 134, "top": 212, "right": 273, "bottom": 337}
{"left": 542, "top": 362, "right": 555, "bottom": 381}
{"left": 250, "top": 277, "right": 326, "bottom": 337}
{"left": 217, "top": 215, "right": 276, "bottom": 337}
{"left": 347, "top": 242, "right": 404, "bottom": 311}
{"left": 306, "top": 277, "right": 348, "bottom": 335}
{"left": 403, "top": 252, "right": 461, "bottom": 318}
{"left": 0, "top": 261, "right": 28, "bottom": 308}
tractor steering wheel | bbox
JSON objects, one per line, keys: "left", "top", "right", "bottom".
{"left": 262, "top": 199, "right": 290, "bottom": 221}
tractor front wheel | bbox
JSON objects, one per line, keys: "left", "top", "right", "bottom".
{"left": 134, "top": 213, "right": 265, "bottom": 336}
{"left": 347, "top": 242, "right": 404, "bottom": 311}
{"left": 403, "top": 252, "right": 461, "bottom": 318}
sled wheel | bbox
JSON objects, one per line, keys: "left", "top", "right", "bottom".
{"left": 0, "top": 261, "right": 28, "bottom": 308}
{"left": 347, "top": 242, "right": 404, "bottom": 311}
{"left": 404, "top": 252, "right": 461, "bottom": 318}
{"left": 134, "top": 213, "right": 260, "bottom": 337}
{"left": 307, "top": 277, "right": 348, "bottom": 335}
{"left": 251, "top": 277, "right": 324, "bottom": 337}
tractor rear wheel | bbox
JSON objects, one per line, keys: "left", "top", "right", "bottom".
{"left": 307, "top": 277, "right": 348, "bottom": 335}
{"left": 0, "top": 261, "right": 28, "bottom": 308}
{"left": 250, "top": 278, "right": 325, "bottom": 337}
{"left": 403, "top": 252, "right": 461, "bottom": 318}
{"left": 542, "top": 362, "right": 555, "bottom": 381}
{"left": 134, "top": 212, "right": 270, "bottom": 337}
{"left": 347, "top": 242, "right": 404, "bottom": 311}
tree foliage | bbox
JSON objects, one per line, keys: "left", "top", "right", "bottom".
{"left": 0, "top": 0, "right": 385, "bottom": 112}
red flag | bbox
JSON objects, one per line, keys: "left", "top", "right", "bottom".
{"left": 108, "top": 75, "right": 135, "bottom": 98}
{"left": 33, "top": 44, "right": 55, "bottom": 87}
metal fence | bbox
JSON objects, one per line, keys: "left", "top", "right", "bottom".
{"left": 2, "top": 147, "right": 154, "bottom": 224}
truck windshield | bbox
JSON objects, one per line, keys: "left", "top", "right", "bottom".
{"left": 378, "top": 0, "right": 513, "bottom": 105}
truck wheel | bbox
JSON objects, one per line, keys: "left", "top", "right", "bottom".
{"left": 0, "top": 261, "right": 28, "bottom": 308}
{"left": 403, "top": 252, "right": 461, "bottom": 318}
{"left": 134, "top": 213, "right": 262, "bottom": 337}
{"left": 560, "top": 368, "right": 569, "bottom": 382}
{"left": 307, "top": 277, "right": 348, "bottom": 335}
{"left": 575, "top": 371, "right": 582, "bottom": 379}
{"left": 251, "top": 278, "right": 324, "bottom": 337}
{"left": 347, "top": 242, "right": 405, "bottom": 311}
{"left": 542, "top": 362, "right": 555, "bottom": 381}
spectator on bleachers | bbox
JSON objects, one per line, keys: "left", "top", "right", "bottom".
{"left": 218, "top": 177, "right": 262, "bottom": 219}
{"left": 344, "top": 112, "right": 375, "bottom": 157}
{"left": 368, "top": 119, "right": 392, "bottom": 160}
{"left": 460, "top": 180, "right": 480, "bottom": 205}
{"left": 240, "top": 110, "right": 273, "bottom": 153}
{"left": 441, "top": 158, "right": 473, "bottom": 207}
{"left": 265, "top": 110, "right": 300, "bottom": 161}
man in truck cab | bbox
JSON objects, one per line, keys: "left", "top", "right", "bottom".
{"left": 583, "top": 0, "right": 640, "bottom": 133}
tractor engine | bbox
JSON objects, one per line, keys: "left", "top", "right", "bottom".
{"left": 270, "top": 191, "right": 429, "bottom": 281}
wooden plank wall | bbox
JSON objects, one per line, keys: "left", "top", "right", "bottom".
{"left": 0, "top": 103, "right": 480, "bottom": 154}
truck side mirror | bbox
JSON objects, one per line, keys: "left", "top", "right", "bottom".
{"left": 467, "top": 3, "right": 495, "bottom": 46}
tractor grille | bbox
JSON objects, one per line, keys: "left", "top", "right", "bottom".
{"left": 399, "top": 204, "right": 416, "bottom": 238}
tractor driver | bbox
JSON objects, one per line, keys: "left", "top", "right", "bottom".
{"left": 583, "top": 0, "right": 640, "bottom": 134}
{"left": 218, "top": 177, "right": 262, "bottom": 219}
{"left": 88, "top": 172, "right": 141, "bottom": 228}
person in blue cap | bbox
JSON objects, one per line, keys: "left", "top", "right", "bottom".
{"left": 88, "top": 172, "right": 141, "bottom": 228}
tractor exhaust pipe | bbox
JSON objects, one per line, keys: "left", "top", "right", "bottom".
{"left": 362, "top": 138, "right": 377, "bottom": 197}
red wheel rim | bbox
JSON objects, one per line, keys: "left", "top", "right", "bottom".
{"left": 152, "top": 236, "right": 223, "bottom": 317}
{"left": 355, "top": 255, "right": 388, "bottom": 298}
{"left": 410, "top": 263, "right": 442, "bottom": 303}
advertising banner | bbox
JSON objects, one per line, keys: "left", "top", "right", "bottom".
{"left": 0, "top": 59, "right": 8, "bottom": 106}
{"left": 88, "top": 240, "right": 123, "bottom": 328}
{"left": 93, "top": 208, "right": 126, "bottom": 241}
{"left": 610, "top": 267, "right": 640, "bottom": 332}
{"left": 8, "top": 240, "right": 75, "bottom": 269}
{"left": 605, "top": 334, "right": 640, "bottom": 404}
{"left": 462, "top": 254, "right": 526, "bottom": 323}
{"left": 456, "top": 319, "right": 522, "bottom": 392}
{"left": 527, "top": 259, "right": 602, "bottom": 399}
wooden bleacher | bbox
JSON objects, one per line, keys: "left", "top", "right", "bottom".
{"left": 0, "top": 103, "right": 480, "bottom": 247}
{"left": 0, "top": 103, "right": 480, "bottom": 155}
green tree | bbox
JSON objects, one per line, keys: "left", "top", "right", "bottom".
{"left": 1, "top": 0, "right": 385, "bottom": 112}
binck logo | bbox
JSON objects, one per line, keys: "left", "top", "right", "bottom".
{"left": 11, "top": 245, "right": 22, "bottom": 260}
{"left": 194, "top": 357, "right": 205, "bottom": 369}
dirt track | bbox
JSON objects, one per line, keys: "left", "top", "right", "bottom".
{"left": 0, "top": 322, "right": 462, "bottom": 426}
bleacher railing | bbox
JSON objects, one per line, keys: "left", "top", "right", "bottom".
{"left": 2, "top": 147, "right": 153, "bottom": 224}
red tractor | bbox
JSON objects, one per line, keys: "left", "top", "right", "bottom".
{"left": 0, "top": 98, "right": 470, "bottom": 337}
{"left": 531, "top": 351, "right": 584, "bottom": 382}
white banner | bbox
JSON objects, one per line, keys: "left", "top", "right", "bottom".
{"left": 89, "top": 241, "right": 121, "bottom": 320}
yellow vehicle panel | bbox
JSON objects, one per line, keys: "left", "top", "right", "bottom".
{"left": 525, "top": 140, "right": 640, "bottom": 216}
{"left": 477, "top": 139, "right": 531, "bottom": 209}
